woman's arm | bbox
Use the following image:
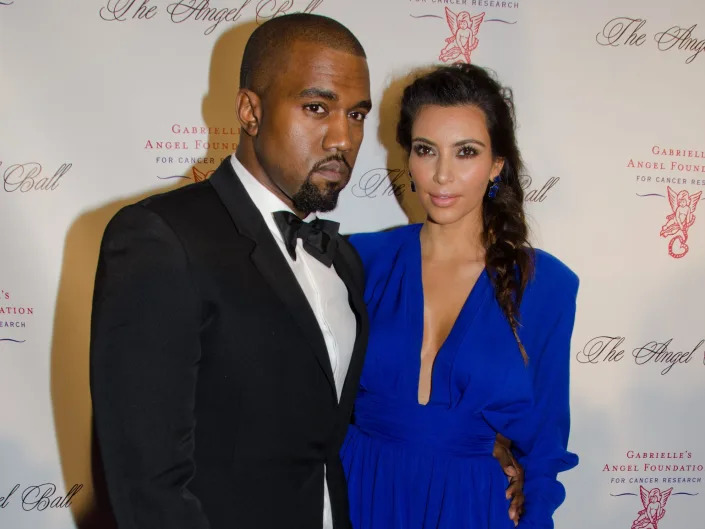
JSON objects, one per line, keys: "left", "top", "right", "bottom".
{"left": 513, "top": 284, "right": 580, "bottom": 528}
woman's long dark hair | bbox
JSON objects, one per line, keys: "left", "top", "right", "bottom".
{"left": 397, "top": 63, "right": 534, "bottom": 362}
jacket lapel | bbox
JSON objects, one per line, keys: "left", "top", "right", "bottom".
{"left": 332, "top": 241, "right": 369, "bottom": 412}
{"left": 208, "top": 158, "right": 336, "bottom": 397}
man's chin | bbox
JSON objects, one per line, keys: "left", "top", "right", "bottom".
{"left": 309, "top": 192, "right": 340, "bottom": 213}
{"left": 315, "top": 198, "right": 339, "bottom": 213}
{"left": 292, "top": 192, "right": 340, "bottom": 214}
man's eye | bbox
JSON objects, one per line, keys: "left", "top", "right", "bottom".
{"left": 304, "top": 104, "right": 325, "bottom": 114}
{"left": 349, "top": 111, "right": 367, "bottom": 122}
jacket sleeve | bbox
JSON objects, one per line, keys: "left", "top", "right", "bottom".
{"left": 90, "top": 204, "right": 211, "bottom": 529}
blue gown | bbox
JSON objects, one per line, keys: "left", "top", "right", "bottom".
{"left": 341, "top": 224, "right": 579, "bottom": 529}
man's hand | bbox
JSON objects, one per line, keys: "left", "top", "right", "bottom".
{"left": 492, "top": 433, "right": 524, "bottom": 526}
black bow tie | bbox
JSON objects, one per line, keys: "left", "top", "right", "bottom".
{"left": 272, "top": 211, "right": 340, "bottom": 267}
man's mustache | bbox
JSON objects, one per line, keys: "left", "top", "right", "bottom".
{"left": 310, "top": 155, "right": 352, "bottom": 178}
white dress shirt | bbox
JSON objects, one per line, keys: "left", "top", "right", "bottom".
{"left": 230, "top": 155, "right": 356, "bottom": 529}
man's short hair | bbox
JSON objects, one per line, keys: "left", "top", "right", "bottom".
{"left": 240, "top": 14, "right": 367, "bottom": 93}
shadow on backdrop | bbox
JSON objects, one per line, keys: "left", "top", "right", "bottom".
{"left": 376, "top": 68, "right": 429, "bottom": 225}
{"left": 49, "top": 19, "right": 257, "bottom": 529}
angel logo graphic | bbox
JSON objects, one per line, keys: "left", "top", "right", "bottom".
{"left": 660, "top": 187, "right": 701, "bottom": 258}
{"left": 631, "top": 486, "right": 673, "bottom": 529}
{"left": 157, "top": 166, "right": 214, "bottom": 183}
{"left": 439, "top": 7, "right": 485, "bottom": 64}
{"left": 192, "top": 167, "right": 214, "bottom": 183}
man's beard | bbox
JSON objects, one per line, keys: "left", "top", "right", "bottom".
{"left": 291, "top": 178, "right": 341, "bottom": 214}
{"left": 292, "top": 155, "right": 351, "bottom": 214}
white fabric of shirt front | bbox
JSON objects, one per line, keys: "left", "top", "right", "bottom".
{"left": 230, "top": 155, "right": 355, "bottom": 529}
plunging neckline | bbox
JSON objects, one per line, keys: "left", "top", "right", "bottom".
{"left": 409, "top": 225, "right": 490, "bottom": 406}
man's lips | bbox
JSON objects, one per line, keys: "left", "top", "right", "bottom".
{"left": 313, "top": 162, "right": 350, "bottom": 181}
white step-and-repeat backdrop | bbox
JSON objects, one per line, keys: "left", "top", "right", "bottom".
{"left": 1, "top": 1, "right": 703, "bottom": 528}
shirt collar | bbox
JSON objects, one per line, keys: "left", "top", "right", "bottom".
{"left": 230, "top": 155, "right": 315, "bottom": 241}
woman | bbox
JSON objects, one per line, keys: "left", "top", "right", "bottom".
{"left": 341, "top": 64, "right": 579, "bottom": 528}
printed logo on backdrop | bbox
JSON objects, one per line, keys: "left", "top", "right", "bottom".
{"left": 350, "top": 167, "right": 559, "bottom": 204}
{"left": 408, "top": 3, "right": 518, "bottom": 64}
{"left": 99, "top": 0, "right": 324, "bottom": 35}
{"left": 145, "top": 123, "right": 239, "bottom": 182}
{"left": 439, "top": 9, "right": 485, "bottom": 64}
{"left": 602, "top": 449, "right": 702, "bottom": 529}
{"left": 631, "top": 487, "right": 671, "bottom": 529}
{"left": 0, "top": 483, "right": 83, "bottom": 511}
{"left": 659, "top": 187, "right": 700, "bottom": 258}
{"left": 596, "top": 17, "right": 705, "bottom": 64}
{"left": 0, "top": 1, "right": 15, "bottom": 6}
{"left": 628, "top": 145, "right": 704, "bottom": 258}
{"left": 0, "top": 162, "right": 72, "bottom": 193}
{"left": 0, "top": 289, "right": 34, "bottom": 348}
{"left": 576, "top": 336, "right": 704, "bottom": 375}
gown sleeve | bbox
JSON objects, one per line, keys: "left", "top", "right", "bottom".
{"left": 482, "top": 273, "right": 579, "bottom": 529}
{"left": 514, "top": 282, "right": 580, "bottom": 528}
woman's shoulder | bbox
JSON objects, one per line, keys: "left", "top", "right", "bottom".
{"left": 346, "top": 224, "right": 420, "bottom": 265}
{"left": 527, "top": 248, "right": 579, "bottom": 298}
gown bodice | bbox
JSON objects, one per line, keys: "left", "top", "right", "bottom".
{"left": 341, "top": 224, "right": 579, "bottom": 529}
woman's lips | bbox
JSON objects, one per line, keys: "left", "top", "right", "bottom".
{"left": 429, "top": 193, "right": 459, "bottom": 207}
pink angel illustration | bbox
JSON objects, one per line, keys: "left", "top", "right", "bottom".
{"left": 439, "top": 7, "right": 485, "bottom": 64}
{"left": 631, "top": 486, "right": 672, "bottom": 529}
{"left": 660, "top": 187, "right": 701, "bottom": 258}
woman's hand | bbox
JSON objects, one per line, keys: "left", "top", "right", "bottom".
{"left": 493, "top": 433, "right": 525, "bottom": 526}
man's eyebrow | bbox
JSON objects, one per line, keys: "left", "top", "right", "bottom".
{"left": 298, "top": 88, "right": 372, "bottom": 112}
{"left": 298, "top": 88, "right": 338, "bottom": 100}
{"left": 355, "top": 100, "right": 373, "bottom": 112}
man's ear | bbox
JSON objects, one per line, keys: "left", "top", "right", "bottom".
{"left": 236, "top": 88, "right": 262, "bottom": 136}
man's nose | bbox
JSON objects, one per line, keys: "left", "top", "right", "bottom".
{"left": 323, "top": 112, "right": 353, "bottom": 152}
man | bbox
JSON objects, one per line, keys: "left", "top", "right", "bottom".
{"left": 90, "top": 13, "right": 523, "bottom": 529}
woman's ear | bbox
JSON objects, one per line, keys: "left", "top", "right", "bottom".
{"left": 491, "top": 157, "right": 505, "bottom": 180}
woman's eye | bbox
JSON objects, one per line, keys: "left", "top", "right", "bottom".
{"left": 413, "top": 144, "right": 433, "bottom": 156}
{"left": 459, "top": 145, "right": 478, "bottom": 157}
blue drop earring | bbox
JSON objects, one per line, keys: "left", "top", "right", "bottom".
{"left": 488, "top": 175, "right": 500, "bottom": 198}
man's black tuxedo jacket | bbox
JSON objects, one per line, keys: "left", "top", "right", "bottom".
{"left": 90, "top": 158, "right": 369, "bottom": 529}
